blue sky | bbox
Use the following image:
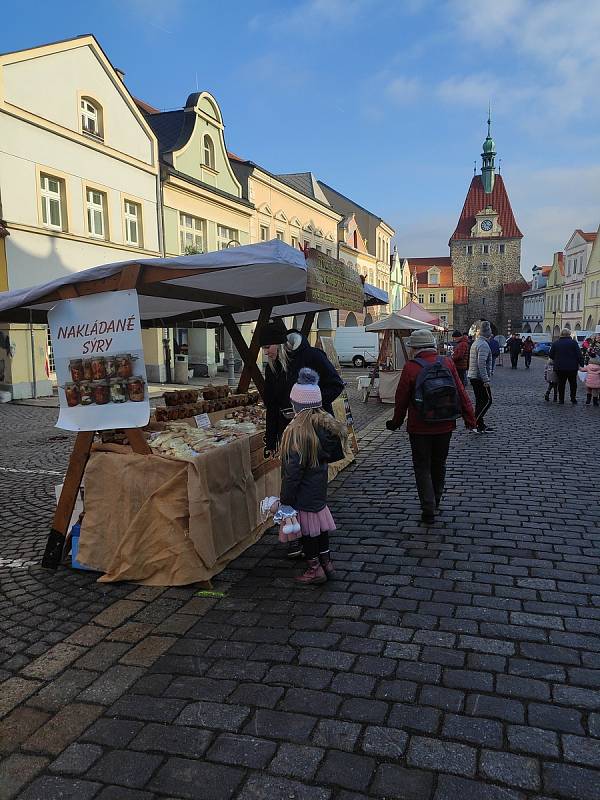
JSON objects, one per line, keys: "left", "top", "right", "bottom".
{"left": 3, "top": 0, "right": 600, "bottom": 276}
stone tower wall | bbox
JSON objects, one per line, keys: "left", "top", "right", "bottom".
{"left": 451, "top": 237, "right": 522, "bottom": 333}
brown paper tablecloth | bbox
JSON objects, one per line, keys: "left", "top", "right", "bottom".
{"left": 79, "top": 436, "right": 279, "bottom": 585}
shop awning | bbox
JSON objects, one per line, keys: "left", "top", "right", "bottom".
{"left": 366, "top": 313, "right": 439, "bottom": 332}
{"left": 0, "top": 240, "right": 386, "bottom": 325}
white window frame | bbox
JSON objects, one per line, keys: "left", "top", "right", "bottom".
{"left": 123, "top": 199, "right": 142, "bottom": 247}
{"left": 203, "top": 134, "right": 215, "bottom": 169}
{"left": 275, "top": 230, "right": 285, "bottom": 241}
{"left": 428, "top": 269, "right": 440, "bottom": 285}
{"left": 217, "top": 224, "right": 238, "bottom": 250}
{"left": 81, "top": 98, "right": 102, "bottom": 139}
{"left": 40, "top": 174, "right": 65, "bottom": 231}
{"left": 498, "top": 243, "right": 505, "bottom": 254}
{"left": 429, "top": 292, "right": 435, "bottom": 304}
{"left": 260, "top": 225, "right": 270, "bottom": 242}
{"left": 440, "top": 292, "right": 447, "bottom": 303}
{"left": 418, "top": 293, "right": 425, "bottom": 304}
{"left": 481, "top": 243, "right": 490, "bottom": 255}
{"left": 179, "top": 212, "right": 206, "bottom": 254}
{"left": 86, "top": 188, "right": 107, "bottom": 240}
{"left": 466, "top": 244, "right": 473, "bottom": 255}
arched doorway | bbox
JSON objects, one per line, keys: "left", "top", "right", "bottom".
{"left": 364, "top": 313, "right": 373, "bottom": 326}
{"left": 575, "top": 323, "right": 581, "bottom": 331}
{"left": 586, "top": 315, "right": 593, "bottom": 330}
{"left": 523, "top": 324, "right": 532, "bottom": 333}
{"left": 345, "top": 312, "right": 358, "bottom": 327}
{"left": 545, "top": 326, "right": 551, "bottom": 335}
{"left": 534, "top": 324, "right": 543, "bottom": 333}
{"left": 553, "top": 325, "right": 560, "bottom": 339}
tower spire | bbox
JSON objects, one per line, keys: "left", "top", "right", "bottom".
{"left": 481, "top": 105, "right": 496, "bottom": 194}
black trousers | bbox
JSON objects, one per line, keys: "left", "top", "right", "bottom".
{"left": 302, "top": 532, "right": 330, "bottom": 559}
{"left": 470, "top": 378, "right": 493, "bottom": 430}
{"left": 510, "top": 352, "right": 519, "bottom": 368}
{"left": 409, "top": 432, "right": 452, "bottom": 515}
{"left": 524, "top": 352, "right": 532, "bottom": 368}
{"left": 556, "top": 370, "right": 578, "bottom": 402}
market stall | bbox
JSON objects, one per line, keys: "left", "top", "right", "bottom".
{"left": 366, "top": 313, "right": 440, "bottom": 403}
{"left": 0, "top": 241, "right": 385, "bottom": 584}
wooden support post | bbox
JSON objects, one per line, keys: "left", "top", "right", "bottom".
{"left": 42, "top": 431, "right": 94, "bottom": 568}
{"left": 301, "top": 311, "right": 316, "bottom": 338}
{"left": 236, "top": 306, "right": 272, "bottom": 395}
{"left": 125, "top": 428, "right": 152, "bottom": 455}
{"left": 222, "top": 314, "right": 266, "bottom": 398}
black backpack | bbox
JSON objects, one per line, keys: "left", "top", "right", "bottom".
{"left": 413, "top": 357, "right": 462, "bottom": 422}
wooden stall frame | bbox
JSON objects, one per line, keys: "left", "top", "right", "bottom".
{"left": 0, "top": 252, "right": 381, "bottom": 570}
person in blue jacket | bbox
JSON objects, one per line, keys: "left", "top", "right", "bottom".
{"left": 549, "top": 329, "right": 583, "bottom": 404}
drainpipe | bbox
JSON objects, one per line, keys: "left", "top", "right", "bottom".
{"left": 156, "top": 165, "right": 172, "bottom": 382}
{"left": 29, "top": 310, "right": 37, "bottom": 399}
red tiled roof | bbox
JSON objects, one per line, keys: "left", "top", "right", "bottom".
{"left": 414, "top": 265, "right": 453, "bottom": 288}
{"left": 450, "top": 175, "right": 523, "bottom": 241}
{"left": 576, "top": 230, "right": 597, "bottom": 243}
{"left": 402, "top": 257, "right": 452, "bottom": 266}
{"left": 503, "top": 281, "right": 529, "bottom": 296}
{"left": 454, "top": 286, "right": 468, "bottom": 305}
{"left": 227, "top": 151, "right": 245, "bottom": 162}
{"left": 134, "top": 96, "right": 159, "bottom": 114}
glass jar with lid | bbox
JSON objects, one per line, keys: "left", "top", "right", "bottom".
{"left": 91, "top": 357, "right": 106, "bottom": 380}
{"left": 105, "top": 356, "right": 117, "bottom": 379}
{"left": 79, "top": 380, "right": 93, "bottom": 405}
{"left": 127, "top": 376, "right": 145, "bottom": 402}
{"left": 116, "top": 354, "right": 133, "bottom": 379}
{"left": 65, "top": 382, "right": 80, "bottom": 407}
{"left": 109, "top": 378, "right": 127, "bottom": 403}
{"left": 92, "top": 379, "right": 110, "bottom": 405}
{"left": 69, "top": 359, "right": 84, "bottom": 382}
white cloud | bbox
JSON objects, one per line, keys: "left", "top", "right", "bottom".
{"left": 385, "top": 75, "right": 422, "bottom": 105}
{"left": 121, "top": 0, "right": 184, "bottom": 33}
{"left": 250, "top": 0, "right": 374, "bottom": 35}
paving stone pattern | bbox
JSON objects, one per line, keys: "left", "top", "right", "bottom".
{"left": 1, "top": 359, "right": 599, "bottom": 798}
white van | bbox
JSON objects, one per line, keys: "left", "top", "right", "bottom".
{"left": 334, "top": 327, "right": 379, "bottom": 367}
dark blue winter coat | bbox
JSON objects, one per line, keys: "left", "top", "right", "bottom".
{"left": 549, "top": 336, "right": 582, "bottom": 372}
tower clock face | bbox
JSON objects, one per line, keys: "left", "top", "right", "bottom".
{"left": 480, "top": 219, "right": 493, "bottom": 232}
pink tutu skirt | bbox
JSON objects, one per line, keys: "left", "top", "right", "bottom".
{"left": 298, "top": 506, "right": 337, "bottom": 538}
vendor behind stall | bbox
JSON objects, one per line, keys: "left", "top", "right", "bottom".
{"left": 260, "top": 319, "right": 344, "bottom": 456}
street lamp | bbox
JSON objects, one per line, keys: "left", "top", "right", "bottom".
{"left": 225, "top": 240, "right": 240, "bottom": 387}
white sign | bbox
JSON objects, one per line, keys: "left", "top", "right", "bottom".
{"left": 48, "top": 290, "right": 150, "bottom": 432}
{"left": 194, "top": 413, "right": 212, "bottom": 429}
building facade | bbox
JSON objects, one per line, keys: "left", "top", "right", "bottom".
{"left": 542, "top": 252, "right": 565, "bottom": 339}
{"left": 450, "top": 118, "right": 527, "bottom": 334}
{"left": 409, "top": 257, "right": 453, "bottom": 329}
{"left": 390, "top": 248, "right": 417, "bottom": 313}
{"left": 561, "top": 229, "right": 596, "bottom": 333}
{"left": 141, "top": 92, "right": 253, "bottom": 379}
{"left": 0, "top": 35, "right": 160, "bottom": 398}
{"left": 583, "top": 223, "right": 600, "bottom": 333}
{"left": 317, "top": 181, "right": 393, "bottom": 318}
{"left": 522, "top": 265, "right": 549, "bottom": 333}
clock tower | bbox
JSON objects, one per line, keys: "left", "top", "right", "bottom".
{"left": 449, "top": 115, "right": 527, "bottom": 334}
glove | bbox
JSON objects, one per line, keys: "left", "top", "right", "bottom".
{"left": 386, "top": 420, "right": 399, "bottom": 432}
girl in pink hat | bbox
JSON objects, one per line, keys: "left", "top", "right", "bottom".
{"left": 280, "top": 368, "right": 347, "bottom": 585}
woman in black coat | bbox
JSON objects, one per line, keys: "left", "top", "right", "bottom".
{"left": 260, "top": 320, "right": 344, "bottom": 455}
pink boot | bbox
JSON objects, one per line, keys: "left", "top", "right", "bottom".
{"left": 295, "top": 557, "right": 327, "bottom": 586}
{"left": 319, "top": 553, "right": 335, "bottom": 578}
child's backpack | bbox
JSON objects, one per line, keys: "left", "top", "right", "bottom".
{"left": 413, "top": 357, "right": 462, "bottom": 422}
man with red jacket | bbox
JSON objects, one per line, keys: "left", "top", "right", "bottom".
{"left": 451, "top": 330, "right": 469, "bottom": 386}
{"left": 386, "top": 329, "right": 477, "bottom": 525}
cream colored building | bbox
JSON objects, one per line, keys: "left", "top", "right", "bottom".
{"left": 543, "top": 252, "right": 564, "bottom": 339}
{"left": 390, "top": 249, "right": 417, "bottom": 313}
{"left": 0, "top": 35, "right": 160, "bottom": 398}
{"left": 561, "top": 229, "right": 596, "bottom": 333}
{"left": 142, "top": 92, "right": 253, "bottom": 378}
{"left": 583, "top": 222, "right": 600, "bottom": 333}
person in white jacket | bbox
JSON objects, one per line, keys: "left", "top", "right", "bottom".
{"left": 467, "top": 320, "right": 493, "bottom": 433}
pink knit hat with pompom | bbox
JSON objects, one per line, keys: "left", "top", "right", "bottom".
{"left": 290, "top": 368, "right": 322, "bottom": 412}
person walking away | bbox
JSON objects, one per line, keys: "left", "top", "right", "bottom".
{"left": 507, "top": 333, "right": 522, "bottom": 368}
{"left": 280, "top": 368, "right": 347, "bottom": 585}
{"left": 451, "top": 330, "right": 469, "bottom": 386}
{"left": 468, "top": 321, "right": 494, "bottom": 432}
{"left": 386, "top": 329, "right": 476, "bottom": 525}
{"left": 489, "top": 335, "right": 501, "bottom": 375}
{"left": 549, "top": 329, "right": 582, "bottom": 404}
{"left": 522, "top": 336, "right": 535, "bottom": 369}
{"left": 581, "top": 356, "right": 600, "bottom": 406}
{"left": 544, "top": 358, "right": 558, "bottom": 402}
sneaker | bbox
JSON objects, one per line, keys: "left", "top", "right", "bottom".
{"left": 295, "top": 558, "right": 327, "bottom": 586}
{"left": 481, "top": 427, "right": 495, "bottom": 433}
{"left": 571, "top": 399, "right": 578, "bottom": 405}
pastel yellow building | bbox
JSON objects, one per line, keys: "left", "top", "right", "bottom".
{"left": 583, "top": 222, "right": 600, "bottom": 333}
{"left": 543, "top": 251, "right": 564, "bottom": 339}
{"left": 411, "top": 257, "right": 454, "bottom": 329}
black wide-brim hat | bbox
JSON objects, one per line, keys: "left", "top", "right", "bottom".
{"left": 259, "top": 318, "right": 288, "bottom": 346}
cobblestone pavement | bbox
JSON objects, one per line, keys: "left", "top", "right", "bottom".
{"left": 1, "top": 358, "right": 599, "bottom": 799}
